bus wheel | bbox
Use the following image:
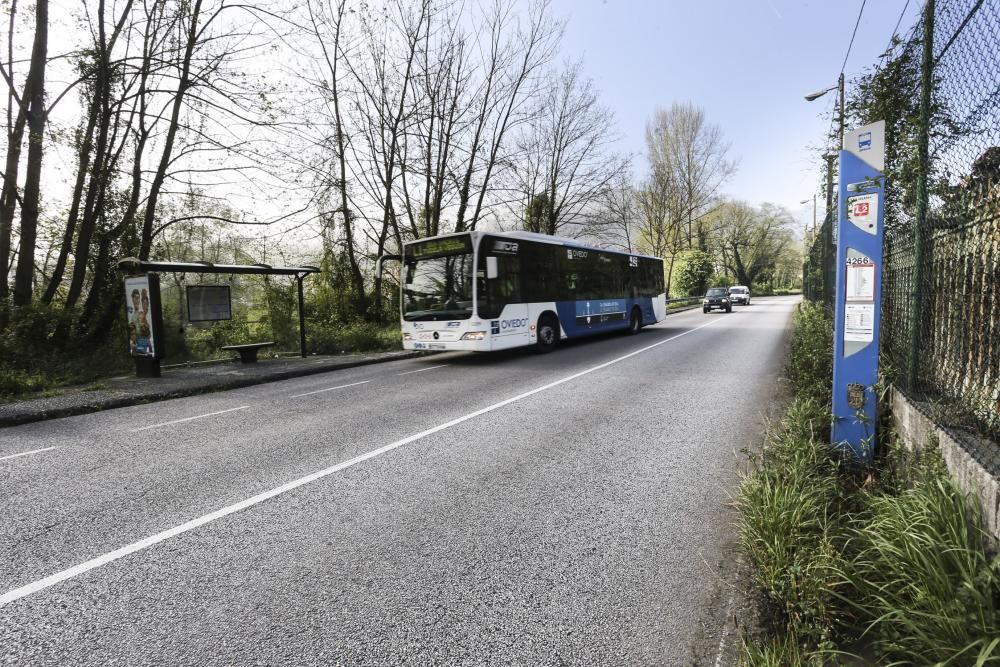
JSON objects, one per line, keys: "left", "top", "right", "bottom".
{"left": 536, "top": 315, "right": 559, "bottom": 353}
{"left": 627, "top": 307, "right": 642, "bottom": 334}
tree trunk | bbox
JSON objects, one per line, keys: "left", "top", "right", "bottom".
{"left": 44, "top": 0, "right": 133, "bottom": 305}
{"left": 64, "top": 56, "right": 117, "bottom": 311}
{"left": 328, "top": 0, "right": 366, "bottom": 316}
{"left": 12, "top": 0, "right": 49, "bottom": 307}
{"left": 0, "top": 105, "right": 26, "bottom": 302}
{"left": 41, "top": 102, "right": 97, "bottom": 304}
{"left": 139, "top": 0, "right": 203, "bottom": 259}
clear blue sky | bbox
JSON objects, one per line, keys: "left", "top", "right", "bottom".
{"left": 546, "top": 0, "right": 921, "bottom": 236}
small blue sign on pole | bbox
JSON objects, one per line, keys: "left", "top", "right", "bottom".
{"left": 832, "top": 120, "right": 886, "bottom": 464}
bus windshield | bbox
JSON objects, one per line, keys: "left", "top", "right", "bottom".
{"left": 403, "top": 253, "right": 475, "bottom": 321}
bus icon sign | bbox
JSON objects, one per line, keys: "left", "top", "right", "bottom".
{"left": 858, "top": 132, "right": 872, "bottom": 151}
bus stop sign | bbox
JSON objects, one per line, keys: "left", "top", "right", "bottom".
{"left": 832, "top": 120, "right": 886, "bottom": 464}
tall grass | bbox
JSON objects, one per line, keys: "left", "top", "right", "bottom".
{"left": 736, "top": 398, "right": 847, "bottom": 651}
{"left": 844, "top": 456, "right": 1000, "bottom": 664}
{"left": 738, "top": 302, "right": 1000, "bottom": 665}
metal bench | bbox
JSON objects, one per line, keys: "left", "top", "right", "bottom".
{"left": 221, "top": 341, "right": 275, "bottom": 364}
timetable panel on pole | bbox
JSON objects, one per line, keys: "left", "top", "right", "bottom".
{"left": 832, "top": 120, "right": 886, "bottom": 463}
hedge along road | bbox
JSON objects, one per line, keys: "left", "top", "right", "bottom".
{"left": 0, "top": 296, "right": 800, "bottom": 665}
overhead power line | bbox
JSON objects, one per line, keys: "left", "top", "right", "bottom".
{"left": 841, "top": 0, "right": 868, "bottom": 74}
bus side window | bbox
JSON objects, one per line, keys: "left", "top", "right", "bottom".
{"left": 478, "top": 252, "right": 521, "bottom": 318}
{"left": 522, "top": 241, "right": 556, "bottom": 302}
{"left": 637, "top": 258, "right": 662, "bottom": 297}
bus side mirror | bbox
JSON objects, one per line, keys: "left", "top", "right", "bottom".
{"left": 376, "top": 254, "right": 402, "bottom": 281}
{"left": 486, "top": 256, "right": 498, "bottom": 279}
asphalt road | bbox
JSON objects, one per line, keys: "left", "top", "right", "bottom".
{"left": 0, "top": 296, "right": 799, "bottom": 666}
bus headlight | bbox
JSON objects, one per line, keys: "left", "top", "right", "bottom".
{"left": 402, "top": 332, "right": 412, "bottom": 340}
{"left": 460, "top": 331, "right": 486, "bottom": 340}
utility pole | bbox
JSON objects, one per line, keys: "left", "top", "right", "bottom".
{"left": 803, "top": 63, "right": 848, "bottom": 309}
{"left": 824, "top": 153, "right": 836, "bottom": 306}
{"left": 838, "top": 72, "right": 845, "bottom": 148}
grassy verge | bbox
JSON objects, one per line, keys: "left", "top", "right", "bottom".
{"left": 737, "top": 302, "right": 1000, "bottom": 665}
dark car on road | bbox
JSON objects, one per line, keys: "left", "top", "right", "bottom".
{"left": 703, "top": 287, "right": 732, "bottom": 313}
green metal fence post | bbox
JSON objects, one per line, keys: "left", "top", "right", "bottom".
{"left": 908, "top": 0, "right": 934, "bottom": 390}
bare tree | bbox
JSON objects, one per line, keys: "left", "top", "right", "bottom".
{"left": 635, "top": 165, "right": 685, "bottom": 294}
{"left": 399, "top": 1, "right": 469, "bottom": 239}
{"left": 347, "top": 0, "right": 431, "bottom": 316}
{"left": 0, "top": 0, "right": 48, "bottom": 306}
{"left": 453, "top": 0, "right": 560, "bottom": 232}
{"left": 507, "top": 62, "right": 624, "bottom": 237}
{"left": 588, "top": 168, "right": 639, "bottom": 252}
{"left": 306, "top": 0, "right": 368, "bottom": 315}
{"left": 646, "top": 102, "right": 736, "bottom": 251}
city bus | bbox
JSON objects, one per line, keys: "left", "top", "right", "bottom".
{"left": 377, "top": 231, "right": 665, "bottom": 353}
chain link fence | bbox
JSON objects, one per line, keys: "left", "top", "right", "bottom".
{"left": 805, "top": 0, "right": 1000, "bottom": 461}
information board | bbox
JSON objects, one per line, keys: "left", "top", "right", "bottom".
{"left": 832, "top": 120, "right": 887, "bottom": 464}
{"left": 187, "top": 285, "right": 232, "bottom": 322}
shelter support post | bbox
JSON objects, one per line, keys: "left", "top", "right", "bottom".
{"left": 297, "top": 274, "right": 306, "bottom": 358}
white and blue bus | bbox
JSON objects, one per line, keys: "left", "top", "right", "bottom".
{"left": 378, "top": 231, "right": 666, "bottom": 352}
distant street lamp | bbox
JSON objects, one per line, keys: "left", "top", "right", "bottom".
{"left": 804, "top": 72, "right": 845, "bottom": 306}
{"left": 800, "top": 196, "right": 817, "bottom": 241}
{"left": 805, "top": 72, "right": 846, "bottom": 148}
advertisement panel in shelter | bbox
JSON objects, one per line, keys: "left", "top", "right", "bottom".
{"left": 124, "top": 275, "right": 156, "bottom": 357}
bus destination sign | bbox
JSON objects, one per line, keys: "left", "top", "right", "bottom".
{"left": 407, "top": 235, "right": 472, "bottom": 260}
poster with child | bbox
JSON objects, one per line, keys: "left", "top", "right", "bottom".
{"left": 124, "top": 275, "right": 156, "bottom": 357}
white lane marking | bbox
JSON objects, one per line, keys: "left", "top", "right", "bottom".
{"left": 0, "top": 447, "right": 57, "bottom": 462}
{"left": 396, "top": 364, "right": 447, "bottom": 376}
{"left": 0, "top": 318, "right": 721, "bottom": 608}
{"left": 289, "top": 380, "right": 370, "bottom": 399}
{"left": 135, "top": 406, "right": 250, "bottom": 432}
{"left": 713, "top": 595, "right": 735, "bottom": 667}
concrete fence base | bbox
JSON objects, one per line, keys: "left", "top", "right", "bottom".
{"left": 891, "top": 387, "right": 1000, "bottom": 542}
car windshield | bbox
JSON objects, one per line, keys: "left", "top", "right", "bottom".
{"left": 729, "top": 287, "right": 746, "bottom": 294}
{"left": 707, "top": 288, "right": 728, "bottom": 296}
{"left": 402, "top": 254, "right": 475, "bottom": 321}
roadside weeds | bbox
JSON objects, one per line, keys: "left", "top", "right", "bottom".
{"left": 735, "top": 302, "right": 1000, "bottom": 665}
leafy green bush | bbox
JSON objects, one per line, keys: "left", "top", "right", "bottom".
{"left": 0, "top": 368, "right": 50, "bottom": 400}
{"left": 673, "top": 249, "right": 714, "bottom": 296}
{"left": 173, "top": 319, "right": 256, "bottom": 362}
{"left": 0, "top": 302, "right": 131, "bottom": 398}
{"left": 787, "top": 302, "right": 833, "bottom": 407}
{"left": 308, "top": 320, "right": 401, "bottom": 354}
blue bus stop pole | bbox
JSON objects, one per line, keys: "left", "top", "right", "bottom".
{"left": 831, "top": 121, "right": 886, "bottom": 464}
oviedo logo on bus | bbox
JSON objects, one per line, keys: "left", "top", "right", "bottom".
{"left": 490, "top": 318, "right": 529, "bottom": 334}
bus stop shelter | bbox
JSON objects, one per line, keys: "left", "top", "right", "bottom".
{"left": 117, "top": 258, "right": 321, "bottom": 375}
